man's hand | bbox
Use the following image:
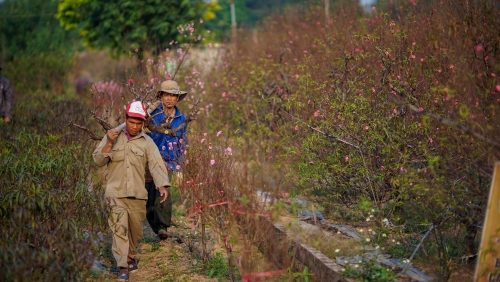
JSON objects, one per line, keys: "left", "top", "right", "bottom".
{"left": 101, "top": 129, "right": 119, "bottom": 154}
{"left": 107, "top": 129, "right": 119, "bottom": 143}
{"left": 159, "top": 186, "right": 169, "bottom": 203}
{"left": 4, "top": 117, "right": 11, "bottom": 123}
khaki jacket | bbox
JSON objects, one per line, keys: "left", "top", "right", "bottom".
{"left": 93, "top": 130, "right": 170, "bottom": 200}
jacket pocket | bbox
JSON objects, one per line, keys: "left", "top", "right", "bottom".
{"left": 111, "top": 145, "right": 125, "bottom": 162}
{"left": 130, "top": 146, "right": 144, "bottom": 157}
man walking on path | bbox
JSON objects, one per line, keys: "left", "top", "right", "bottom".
{"left": 0, "top": 67, "right": 13, "bottom": 123}
{"left": 145, "top": 80, "right": 188, "bottom": 241}
{"left": 93, "top": 101, "right": 171, "bottom": 281}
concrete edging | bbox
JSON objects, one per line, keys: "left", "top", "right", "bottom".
{"left": 256, "top": 217, "right": 350, "bottom": 282}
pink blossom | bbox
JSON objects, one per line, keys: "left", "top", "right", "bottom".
{"left": 345, "top": 155, "right": 349, "bottom": 162}
{"left": 210, "top": 159, "right": 215, "bottom": 166}
{"left": 208, "top": 146, "right": 212, "bottom": 150}
{"left": 176, "top": 165, "right": 181, "bottom": 170}
{"left": 162, "top": 146, "right": 166, "bottom": 150}
{"left": 314, "top": 111, "right": 320, "bottom": 117}
{"left": 294, "top": 126, "right": 299, "bottom": 131}
{"left": 179, "top": 139, "right": 183, "bottom": 144}
{"left": 496, "top": 85, "right": 500, "bottom": 92}
{"left": 128, "top": 79, "right": 134, "bottom": 85}
{"left": 450, "top": 65, "right": 454, "bottom": 69}
{"left": 186, "top": 160, "right": 189, "bottom": 164}
{"left": 134, "top": 49, "right": 138, "bottom": 53}
{"left": 200, "top": 138, "right": 205, "bottom": 143}
{"left": 216, "top": 131, "right": 222, "bottom": 137}
{"left": 475, "top": 44, "right": 484, "bottom": 53}
{"left": 226, "top": 147, "right": 232, "bottom": 155}
{"left": 365, "top": 126, "right": 369, "bottom": 130}
{"left": 380, "top": 166, "right": 385, "bottom": 170}
{"left": 203, "top": 132, "right": 207, "bottom": 136}
{"left": 429, "top": 138, "right": 433, "bottom": 143}
{"left": 410, "top": 54, "right": 416, "bottom": 59}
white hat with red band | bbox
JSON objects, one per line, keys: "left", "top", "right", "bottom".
{"left": 126, "top": 101, "right": 147, "bottom": 120}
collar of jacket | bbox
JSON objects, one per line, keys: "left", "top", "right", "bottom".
{"left": 121, "top": 127, "right": 147, "bottom": 140}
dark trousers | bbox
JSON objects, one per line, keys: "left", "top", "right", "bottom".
{"left": 145, "top": 181, "right": 172, "bottom": 234}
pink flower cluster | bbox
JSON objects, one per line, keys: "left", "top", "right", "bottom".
{"left": 94, "top": 80, "right": 123, "bottom": 99}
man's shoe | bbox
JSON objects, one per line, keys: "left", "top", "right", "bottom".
{"left": 128, "top": 259, "right": 138, "bottom": 274}
{"left": 117, "top": 270, "right": 129, "bottom": 281}
{"left": 158, "top": 228, "right": 168, "bottom": 241}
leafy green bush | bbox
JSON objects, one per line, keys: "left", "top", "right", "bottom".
{"left": 201, "top": 251, "right": 240, "bottom": 280}
{"left": 343, "top": 260, "right": 395, "bottom": 282}
{"left": 0, "top": 132, "right": 107, "bottom": 281}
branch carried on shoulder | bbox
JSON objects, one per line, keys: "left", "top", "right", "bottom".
{"left": 145, "top": 99, "right": 200, "bottom": 136}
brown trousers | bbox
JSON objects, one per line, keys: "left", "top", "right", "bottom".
{"left": 108, "top": 198, "right": 146, "bottom": 268}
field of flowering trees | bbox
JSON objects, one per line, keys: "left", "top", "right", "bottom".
{"left": 191, "top": 0, "right": 499, "bottom": 280}
{"left": 1, "top": 0, "right": 499, "bottom": 281}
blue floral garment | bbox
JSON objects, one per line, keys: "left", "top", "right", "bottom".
{"left": 147, "top": 104, "right": 187, "bottom": 171}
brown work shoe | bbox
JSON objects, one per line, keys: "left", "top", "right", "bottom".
{"left": 158, "top": 228, "right": 168, "bottom": 241}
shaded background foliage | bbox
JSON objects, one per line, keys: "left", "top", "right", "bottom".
{"left": 56, "top": 0, "right": 206, "bottom": 57}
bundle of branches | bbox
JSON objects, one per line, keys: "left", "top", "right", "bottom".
{"left": 68, "top": 80, "right": 200, "bottom": 140}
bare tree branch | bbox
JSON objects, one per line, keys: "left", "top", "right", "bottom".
{"left": 66, "top": 122, "right": 103, "bottom": 141}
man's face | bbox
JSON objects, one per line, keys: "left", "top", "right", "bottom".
{"left": 161, "top": 92, "right": 179, "bottom": 109}
{"left": 125, "top": 117, "right": 144, "bottom": 137}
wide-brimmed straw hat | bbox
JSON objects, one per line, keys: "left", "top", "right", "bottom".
{"left": 156, "top": 80, "right": 187, "bottom": 101}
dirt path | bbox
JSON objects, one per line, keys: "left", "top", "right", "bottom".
{"left": 88, "top": 216, "right": 226, "bottom": 282}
